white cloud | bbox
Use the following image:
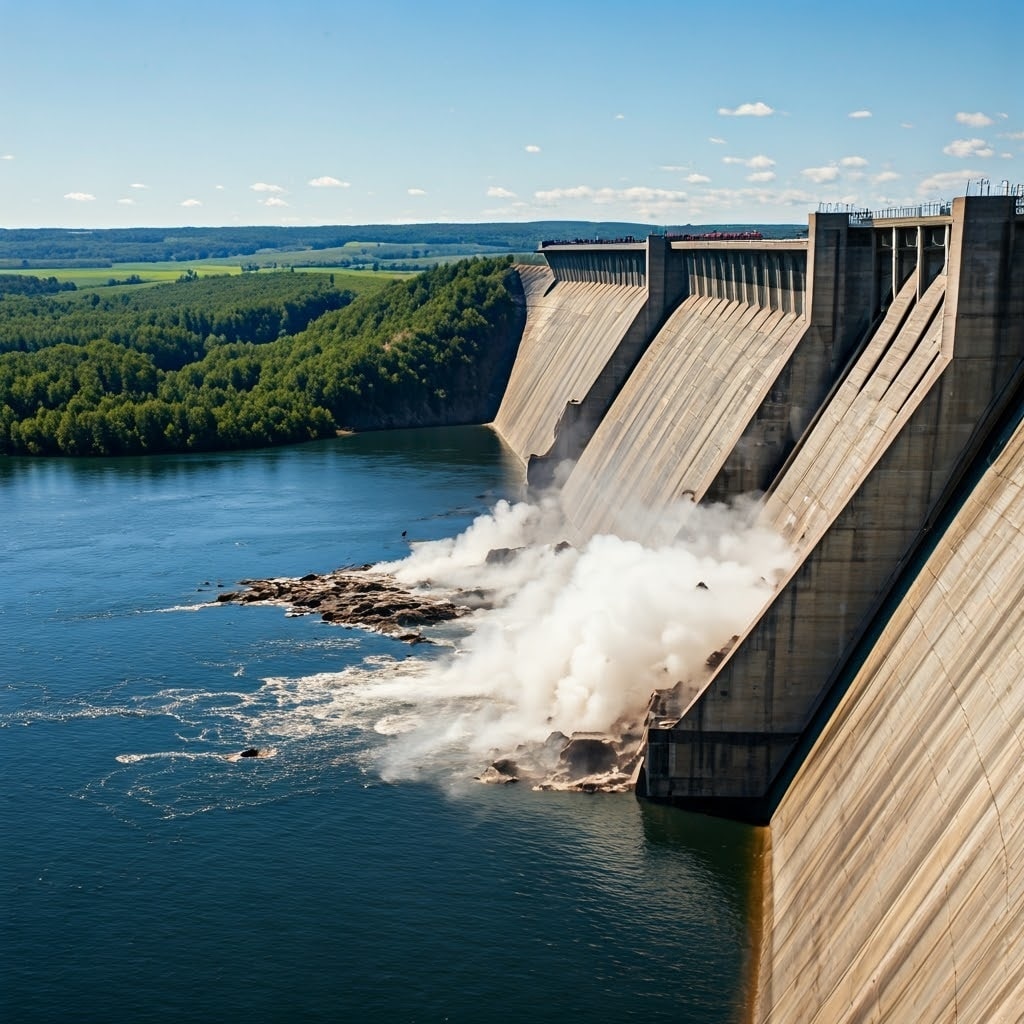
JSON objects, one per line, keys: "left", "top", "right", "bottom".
{"left": 529, "top": 184, "right": 691, "bottom": 221}
{"left": 130, "top": 182, "right": 147, "bottom": 189}
{"left": 801, "top": 165, "right": 840, "bottom": 184}
{"left": 525, "top": 144, "right": 541, "bottom": 153}
{"left": 872, "top": 170, "right": 901, "bottom": 184}
{"left": 64, "top": 192, "right": 95, "bottom": 201}
{"left": 956, "top": 111, "right": 993, "bottom": 127}
{"left": 943, "top": 138, "right": 994, "bottom": 158}
{"left": 250, "top": 182, "right": 285, "bottom": 193}
{"left": 708, "top": 136, "right": 727, "bottom": 145}
{"left": 487, "top": 186, "right": 517, "bottom": 199}
{"left": 117, "top": 198, "right": 136, "bottom": 205}
{"left": 723, "top": 154, "right": 775, "bottom": 169}
{"left": 747, "top": 171, "right": 776, "bottom": 183}
{"left": 840, "top": 156, "right": 868, "bottom": 167}
{"left": 407, "top": 188, "right": 427, "bottom": 196}
{"left": 261, "top": 196, "right": 288, "bottom": 207}
{"left": 215, "top": 184, "right": 225, "bottom": 190}
{"left": 901, "top": 122, "right": 914, "bottom": 129}
{"left": 614, "top": 113, "right": 625, "bottom": 120}
{"left": 918, "top": 168, "right": 985, "bottom": 193}
{"left": 686, "top": 173, "right": 711, "bottom": 184}
{"left": 689, "top": 185, "right": 817, "bottom": 212}
{"left": 848, "top": 110, "right": 872, "bottom": 119}
{"left": 1, "top": 154, "right": 13, "bottom": 161}
{"left": 533, "top": 185, "right": 688, "bottom": 209}
{"left": 180, "top": 198, "right": 202, "bottom": 207}
{"left": 309, "top": 176, "right": 350, "bottom": 188}
{"left": 999, "top": 130, "right": 1024, "bottom": 140}
{"left": 718, "top": 101, "right": 774, "bottom": 117}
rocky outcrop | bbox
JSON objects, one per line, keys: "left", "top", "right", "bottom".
{"left": 478, "top": 731, "right": 641, "bottom": 793}
{"left": 216, "top": 567, "right": 469, "bottom": 642}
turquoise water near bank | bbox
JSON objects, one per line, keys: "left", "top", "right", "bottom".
{"left": 2, "top": 428, "right": 756, "bottom": 1023}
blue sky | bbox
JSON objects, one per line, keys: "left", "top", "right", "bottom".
{"left": 1, "top": 0, "right": 1018, "bottom": 229}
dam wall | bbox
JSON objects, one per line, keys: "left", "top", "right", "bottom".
{"left": 492, "top": 239, "right": 688, "bottom": 475}
{"left": 643, "top": 197, "right": 1024, "bottom": 821}
{"left": 556, "top": 216, "right": 885, "bottom": 541}
{"left": 490, "top": 193, "right": 1024, "bottom": 1021}
{"left": 490, "top": 263, "right": 648, "bottom": 467}
{"left": 757, "top": 398, "right": 1024, "bottom": 1023}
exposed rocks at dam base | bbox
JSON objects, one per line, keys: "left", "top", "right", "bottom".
{"left": 215, "top": 566, "right": 471, "bottom": 643}
{"left": 476, "top": 731, "right": 642, "bottom": 794}
{"left": 217, "top": 561, "right": 645, "bottom": 793}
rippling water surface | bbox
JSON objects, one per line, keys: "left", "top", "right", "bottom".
{"left": 2, "top": 428, "right": 758, "bottom": 1023}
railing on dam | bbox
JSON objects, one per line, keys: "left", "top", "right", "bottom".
{"left": 821, "top": 200, "right": 953, "bottom": 224}
{"left": 829, "top": 181, "right": 1024, "bottom": 223}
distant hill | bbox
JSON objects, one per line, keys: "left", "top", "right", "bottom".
{"left": 0, "top": 221, "right": 805, "bottom": 269}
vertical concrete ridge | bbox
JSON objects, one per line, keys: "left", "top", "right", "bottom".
{"left": 559, "top": 295, "right": 806, "bottom": 544}
{"left": 759, "top": 414, "right": 1024, "bottom": 1023}
{"left": 765, "top": 272, "right": 948, "bottom": 552}
{"left": 491, "top": 268, "right": 647, "bottom": 465}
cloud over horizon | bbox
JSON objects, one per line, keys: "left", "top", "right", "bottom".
{"left": 718, "top": 102, "right": 774, "bottom": 117}
{"left": 801, "top": 165, "right": 840, "bottom": 184}
{"left": 956, "top": 111, "right": 994, "bottom": 127}
{"left": 64, "top": 192, "right": 95, "bottom": 201}
{"left": 309, "top": 176, "right": 350, "bottom": 188}
{"left": 918, "top": 168, "right": 987, "bottom": 193}
{"left": 943, "top": 138, "right": 994, "bottom": 158}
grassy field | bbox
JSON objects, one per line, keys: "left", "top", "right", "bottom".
{"left": 3, "top": 262, "right": 412, "bottom": 295}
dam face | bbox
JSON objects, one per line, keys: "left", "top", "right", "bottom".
{"left": 491, "top": 195, "right": 1024, "bottom": 1023}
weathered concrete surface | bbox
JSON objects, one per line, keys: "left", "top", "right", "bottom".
{"left": 559, "top": 295, "right": 805, "bottom": 543}
{"left": 756, "top": 410, "right": 1024, "bottom": 1023}
{"left": 487, "top": 200, "right": 1022, "bottom": 1021}
{"left": 491, "top": 264, "right": 647, "bottom": 465}
{"left": 643, "top": 198, "right": 1024, "bottom": 817}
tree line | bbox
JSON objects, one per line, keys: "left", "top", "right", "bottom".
{"left": 0, "top": 221, "right": 693, "bottom": 266}
{"left": 0, "top": 258, "right": 524, "bottom": 457}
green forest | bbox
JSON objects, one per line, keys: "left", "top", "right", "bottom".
{"left": 0, "top": 259, "right": 524, "bottom": 456}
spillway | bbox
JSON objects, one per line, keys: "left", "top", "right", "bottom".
{"left": 560, "top": 294, "right": 805, "bottom": 544}
{"left": 491, "top": 263, "right": 647, "bottom": 469}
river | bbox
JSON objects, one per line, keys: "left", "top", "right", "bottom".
{"left": 1, "top": 427, "right": 758, "bottom": 1023}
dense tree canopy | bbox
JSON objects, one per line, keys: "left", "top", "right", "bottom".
{"left": 0, "top": 258, "right": 523, "bottom": 456}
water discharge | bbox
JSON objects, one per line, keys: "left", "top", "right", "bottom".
{"left": 321, "top": 493, "right": 797, "bottom": 787}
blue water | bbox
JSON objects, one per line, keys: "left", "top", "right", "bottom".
{"left": 2, "top": 427, "right": 757, "bottom": 1023}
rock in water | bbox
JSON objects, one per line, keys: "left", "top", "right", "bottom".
{"left": 217, "top": 566, "right": 469, "bottom": 642}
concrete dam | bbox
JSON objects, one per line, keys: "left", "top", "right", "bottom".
{"left": 489, "top": 196, "right": 1024, "bottom": 1022}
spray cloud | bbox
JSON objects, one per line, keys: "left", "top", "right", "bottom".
{"left": 360, "top": 493, "right": 794, "bottom": 783}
